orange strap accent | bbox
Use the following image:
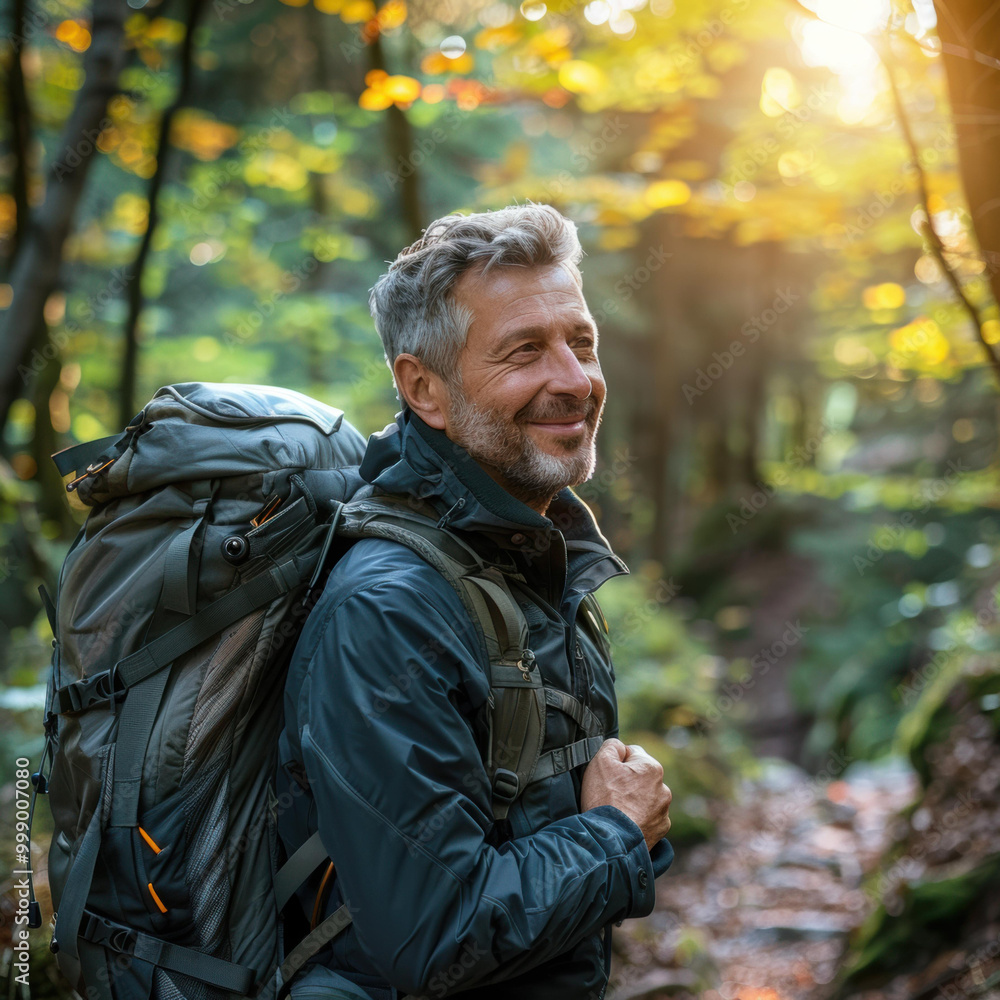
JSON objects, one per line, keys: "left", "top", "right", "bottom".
{"left": 147, "top": 883, "right": 168, "bottom": 914}
{"left": 138, "top": 826, "right": 162, "bottom": 854}
{"left": 251, "top": 496, "right": 283, "bottom": 527}
{"left": 311, "top": 862, "right": 336, "bottom": 930}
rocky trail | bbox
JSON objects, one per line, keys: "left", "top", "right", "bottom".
{"left": 611, "top": 728, "right": 1000, "bottom": 1000}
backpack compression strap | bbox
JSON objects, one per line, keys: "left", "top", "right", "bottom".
{"left": 51, "top": 556, "right": 311, "bottom": 997}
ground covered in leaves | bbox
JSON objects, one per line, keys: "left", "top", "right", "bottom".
{"left": 611, "top": 702, "right": 1000, "bottom": 1000}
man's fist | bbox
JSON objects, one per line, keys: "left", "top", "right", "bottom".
{"left": 581, "top": 738, "right": 672, "bottom": 851}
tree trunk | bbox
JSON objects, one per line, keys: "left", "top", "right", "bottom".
{"left": 5, "top": 0, "right": 32, "bottom": 265}
{"left": 0, "top": 0, "right": 130, "bottom": 433}
{"left": 932, "top": 1, "right": 1000, "bottom": 309}
{"left": 368, "top": 14, "right": 423, "bottom": 242}
{"left": 119, "top": 0, "right": 208, "bottom": 428}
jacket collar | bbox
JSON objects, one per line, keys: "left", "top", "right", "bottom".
{"left": 358, "top": 409, "right": 629, "bottom": 600}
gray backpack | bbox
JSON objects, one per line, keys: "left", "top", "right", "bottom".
{"left": 26, "top": 382, "right": 608, "bottom": 1000}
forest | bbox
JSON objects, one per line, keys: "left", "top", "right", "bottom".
{"left": 1, "top": 0, "right": 999, "bottom": 997}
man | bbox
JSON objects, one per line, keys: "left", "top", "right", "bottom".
{"left": 276, "top": 203, "right": 674, "bottom": 1000}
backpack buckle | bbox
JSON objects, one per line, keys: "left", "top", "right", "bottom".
{"left": 491, "top": 768, "right": 519, "bottom": 806}
{"left": 56, "top": 668, "right": 122, "bottom": 715}
{"left": 80, "top": 911, "right": 137, "bottom": 955}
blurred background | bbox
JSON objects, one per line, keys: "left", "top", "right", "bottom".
{"left": 1, "top": 0, "right": 999, "bottom": 996}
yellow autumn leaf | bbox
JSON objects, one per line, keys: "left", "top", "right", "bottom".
{"left": 171, "top": 111, "right": 240, "bottom": 162}
{"left": 597, "top": 226, "right": 640, "bottom": 250}
{"left": 558, "top": 60, "right": 606, "bottom": 94}
{"left": 760, "top": 67, "right": 801, "bottom": 116}
{"left": 833, "top": 336, "right": 876, "bottom": 367}
{"left": 890, "top": 318, "right": 949, "bottom": 364}
{"left": 0, "top": 194, "right": 15, "bottom": 241}
{"left": 299, "top": 146, "right": 343, "bottom": 173}
{"left": 111, "top": 193, "right": 149, "bottom": 235}
{"left": 341, "top": 0, "right": 375, "bottom": 22}
{"left": 244, "top": 151, "right": 308, "bottom": 191}
{"left": 146, "top": 17, "right": 187, "bottom": 42}
{"left": 359, "top": 88, "right": 393, "bottom": 110}
{"left": 421, "top": 51, "right": 474, "bottom": 75}
{"left": 382, "top": 75, "right": 421, "bottom": 103}
{"left": 474, "top": 24, "right": 521, "bottom": 51}
{"left": 863, "top": 282, "right": 906, "bottom": 310}
{"left": 645, "top": 180, "right": 691, "bottom": 209}
{"left": 55, "top": 20, "right": 91, "bottom": 52}
{"left": 528, "top": 25, "right": 573, "bottom": 63}
{"left": 377, "top": 0, "right": 406, "bottom": 29}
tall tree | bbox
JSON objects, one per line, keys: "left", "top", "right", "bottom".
{"left": 118, "top": 0, "right": 209, "bottom": 428}
{"left": 0, "top": 0, "right": 130, "bottom": 432}
{"left": 931, "top": 0, "right": 1000, "bottom": 361}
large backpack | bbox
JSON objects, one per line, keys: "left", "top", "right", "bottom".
{"left": 25, "top": 382, "right": 608, "bottom": 1000}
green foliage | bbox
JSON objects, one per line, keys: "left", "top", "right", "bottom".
{"left": 599, "top": 571, "right": 756, "bottom": 842}
{"left": 838, "top": 855, "right": 1000, "bottom": 992}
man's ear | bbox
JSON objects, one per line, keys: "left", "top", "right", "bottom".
{"left": 393, "top": 353, "right": 450, "bottom": 430}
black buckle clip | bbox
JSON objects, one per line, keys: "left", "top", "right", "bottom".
{"left": 491, "top": 768, "right": 520, "bottom": 806}
{"left": 56, "top": 665, "right": 123, "bottom": 715}
{"left": 80, "top": 912, "right": 137, "bottom": 956}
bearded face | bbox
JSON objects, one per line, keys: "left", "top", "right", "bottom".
{"left": 396, "top": 262, "right": 608, "bottom": 515}
{"left": 446, "top": 382, "right": 603, "bottom": 510}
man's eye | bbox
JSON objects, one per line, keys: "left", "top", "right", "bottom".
{"left": 511, "top": 343, "right": 538, "bottom": 356}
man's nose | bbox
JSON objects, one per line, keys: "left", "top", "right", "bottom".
{"left": 545, "top": 343, "right": 596, "bottom": 398}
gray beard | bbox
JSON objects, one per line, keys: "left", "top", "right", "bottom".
{"left": 446, "top": 387, "right": 600, "bottom": 509}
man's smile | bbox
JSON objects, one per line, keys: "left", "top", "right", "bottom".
{"left": 527, "top": 417, "right": 588, "bottom": 436}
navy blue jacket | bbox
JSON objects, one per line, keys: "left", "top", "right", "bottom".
{"left": 276, "top": 409, "right": 673, "bottom": 1000}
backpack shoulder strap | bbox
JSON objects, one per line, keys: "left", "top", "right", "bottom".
{"left": 338, "top": 496, "right": 543, "bottom": 820}
{"left": 337, "top": 494, "right": 605, "bottom": 823}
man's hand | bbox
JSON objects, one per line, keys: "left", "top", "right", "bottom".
{"left": 580, "top": 738, "right": 672, "bottom": 851}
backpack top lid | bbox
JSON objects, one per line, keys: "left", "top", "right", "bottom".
{"left": 74, "top": 382, "right": 360, "bottom": 506}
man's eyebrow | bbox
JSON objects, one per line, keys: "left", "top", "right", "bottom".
{"left": 490, "top": 320, "right": 597, "bottom": 356}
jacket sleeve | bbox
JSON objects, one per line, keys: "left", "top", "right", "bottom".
{"left": 293, "top": 577, "right": 659, "bottom": 998}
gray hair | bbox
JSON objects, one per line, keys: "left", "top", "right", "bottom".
{"left": 369, "top": 202, "right": 584, "bottom": 410}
